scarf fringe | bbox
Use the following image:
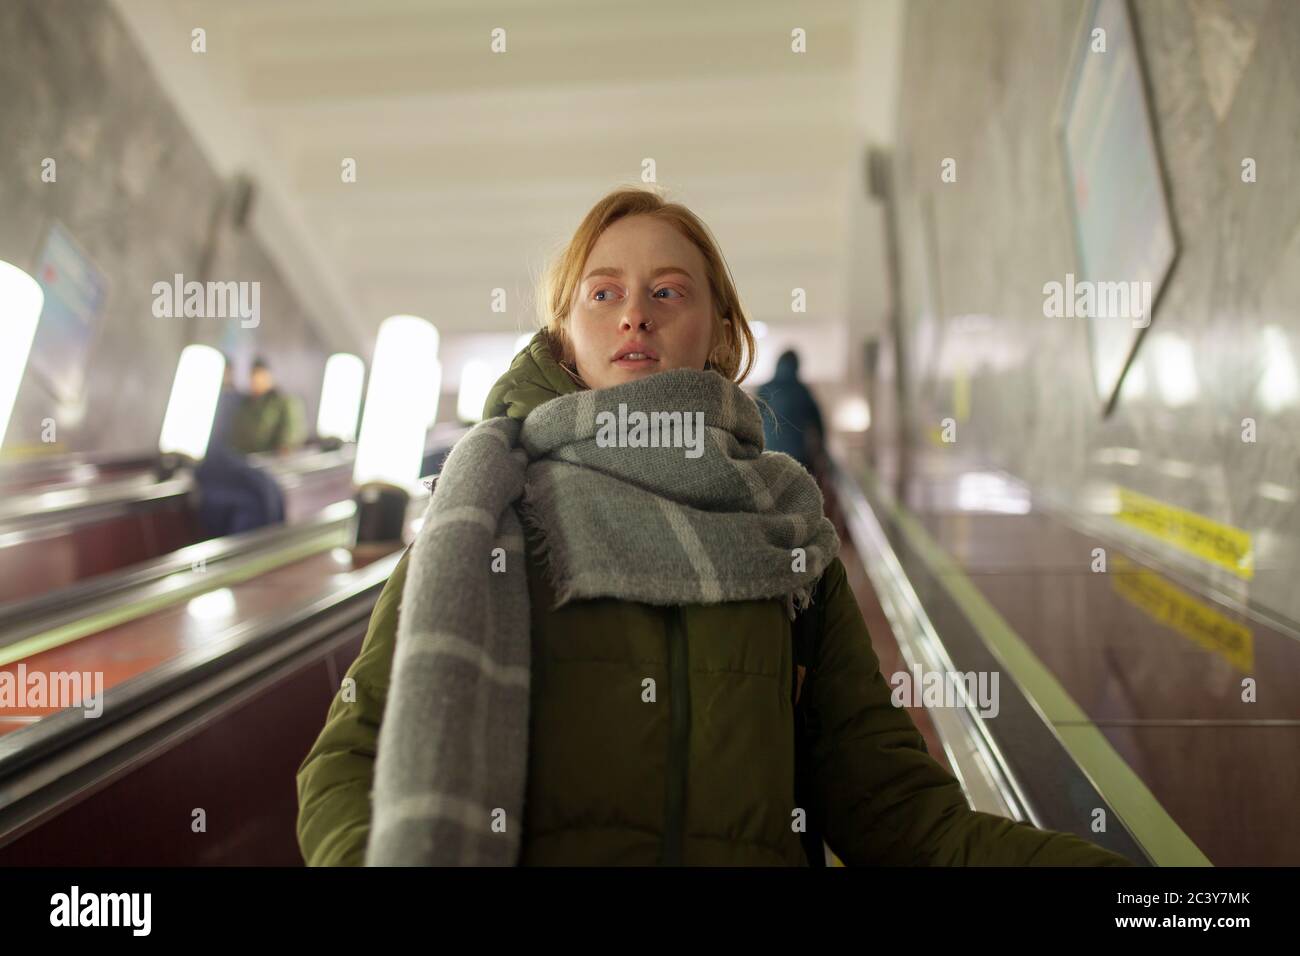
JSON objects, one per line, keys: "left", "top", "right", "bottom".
{"left": 515, "top": 487, "right": 577, "bottom": 610}
{"left": 786, "top": 584, "right": 817, "bottom": 621}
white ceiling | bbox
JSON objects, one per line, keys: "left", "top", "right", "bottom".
{"left": 113, "top": 0, "right": 902, "bottom": 356}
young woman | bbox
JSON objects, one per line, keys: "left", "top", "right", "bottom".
{"left": 296, "top": 186, "right": 1131, "bottom": 867}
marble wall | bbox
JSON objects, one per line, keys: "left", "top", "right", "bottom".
{"left": 0, "top": 0, "right": 339, "bottom": 459}
{"left": 888, "top": 0, "right": 1300, "bottom": 625}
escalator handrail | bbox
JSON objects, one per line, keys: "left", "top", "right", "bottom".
{"left": 0, "top": 500, "right": 359, "bottom": 636}
{"left": 0, "top": 445, "right": 353, "bottom": 534}
{"left": 0, "top": 473, "right": 193, "bottom": 537}
{"left": 829, "top": 453, "right": 1156, "bottom": 865}
{"left": 0, "top": 548, "right": 403, "bottom": 814}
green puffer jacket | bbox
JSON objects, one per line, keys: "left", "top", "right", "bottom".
{"left": 228, "top": 389, "right": 306, "bottom": 455}
{"left": 295, "top": 332, "right": 1132, "bottom": 867}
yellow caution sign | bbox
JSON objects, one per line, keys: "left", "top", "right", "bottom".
{"left": 1116, "top": 487, "right": 1254, "bottom": 579}
{"left": 1110, "top": 555, "right": 1254, "bottom": 673}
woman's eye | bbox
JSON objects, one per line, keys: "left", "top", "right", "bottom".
{"left": 592, "top": 286, "right": 680, "bottom": 302}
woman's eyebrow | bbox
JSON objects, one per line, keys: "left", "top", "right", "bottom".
{"left": 582, "top": 265, "right": 695, "bottom": 283}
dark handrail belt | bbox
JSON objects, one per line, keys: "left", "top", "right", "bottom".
{"left": 0, "top": 501, "right": 358, "bottom": 635}
{"left": 0, "top": 549, "right": 402, "bottom": 846}
{"left": 827, "top": 455, "right": 1157, "bottom": 865}
{"left": 0, "top": 512, "right": 357, "bottom": 667}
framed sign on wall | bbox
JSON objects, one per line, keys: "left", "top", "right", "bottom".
{"left": 1056, "top": 0, "right": 1179, "bottom": 417}
{"left": 29, "top": 222, "right": 110, "bottom": 413}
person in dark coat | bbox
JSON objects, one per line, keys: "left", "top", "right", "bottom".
{"left": 757, "top": 349, "right": 825, "bottom": 472}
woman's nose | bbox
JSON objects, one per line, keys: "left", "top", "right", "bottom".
{"left": 620, "top": 300, "right": 651, "bottom": 330}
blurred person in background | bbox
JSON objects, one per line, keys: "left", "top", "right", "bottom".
{"left": 757, "top": 349, "right": 825, "bottom": 476}
{"left": 194, "top": 355, "right": 287, "bottom": 537}
{"left": 229, "top": 356, "right": 306, "bottom": 455}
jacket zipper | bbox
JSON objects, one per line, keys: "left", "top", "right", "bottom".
{"left": 660, "top": 606, "right": 690, "bottom": 866}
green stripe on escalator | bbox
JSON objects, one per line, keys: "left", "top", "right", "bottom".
{"left": 0, "top": 528, "right": 349, "bottom": 669}
{"left": 861, "top": 469, "right": 1212, "bottom": 867}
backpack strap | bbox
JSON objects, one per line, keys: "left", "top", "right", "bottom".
{"left": 791, "top": 575, "right": 828, "bottom": 867}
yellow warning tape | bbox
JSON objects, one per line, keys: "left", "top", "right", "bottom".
{"left": 1110, "top": 555, "right": 1254, "bottom": 673}
{"left": 1115, "top": 487, "right": 1254, "bottom": 579}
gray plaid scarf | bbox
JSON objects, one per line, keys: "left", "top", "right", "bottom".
{"left": 365, "top": 367, "right": 838, "bottom": 865}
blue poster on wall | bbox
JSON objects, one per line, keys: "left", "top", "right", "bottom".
{"left": 30, "top": 222, "right": 109, "bottom": 406}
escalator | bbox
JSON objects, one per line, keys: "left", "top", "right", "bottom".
{"left": 0, "top": 431, "right": 463, "bottom": 865}
{"left": 0, "top": 427, "right": 459, "bottom": 607}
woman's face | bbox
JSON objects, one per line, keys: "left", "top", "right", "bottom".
{"left": 566, "top": 214, "right": 722, "bottom": 391}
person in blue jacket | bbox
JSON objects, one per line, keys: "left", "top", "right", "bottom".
{"left": 757, "top": 349, "right": 825, "bottom": 472}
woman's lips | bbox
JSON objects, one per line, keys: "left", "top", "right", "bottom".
{"left": 612, "top": 356, "right": 659, "bottom": 369}
{"left": 611, "top": 346, "right": 659, "bottom": 368}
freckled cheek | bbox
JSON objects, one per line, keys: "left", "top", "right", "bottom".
{"left": 685, "top": 313, "right": 714, "bottom": 360}
{"left": 571, "top": 312, "right": 605, "bottom": 346}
